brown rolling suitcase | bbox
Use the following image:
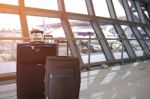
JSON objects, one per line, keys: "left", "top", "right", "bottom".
{"left": 17, "top": 42, "right": 57, "bottom": 99}
{"left": 45, "top": 56, "right": 81, "bottom": 99}
{"left": 17, "top": 30, "right": 58, "bottom": 99}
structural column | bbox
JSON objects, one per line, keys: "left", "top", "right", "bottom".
{"left": 57, "top": 0, "right": 83, "bottom": 65}
{"left": 19, "top": 0, "right": 30, "bottom": 42}
{"left": 134, "top": 1, "right": 146, "bottom": 24}
{"left": 85, "top": 0, "right": 115, "bottom": 61}
{"left": 106, "top": 0, "right": 136, "bottom": 58}
{"left": 147, "top": 5, "right": 150, "bottom": 18}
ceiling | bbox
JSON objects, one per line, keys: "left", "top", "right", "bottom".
{"left": 136, "top": 0, "right": 150, "bottom": 4}
{"left": 133, "top": 0, "right": 150, "bottom": 7}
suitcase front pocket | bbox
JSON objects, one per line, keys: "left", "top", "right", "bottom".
{"left": 48, "top": 72, "right": 76, "bottom": 99}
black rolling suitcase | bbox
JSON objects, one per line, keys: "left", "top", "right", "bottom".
{"left": 45, "top": 56, "right": 81, "bottom": 99}
{"left": 17, "top": 30, "right": 58, "bottom": 99}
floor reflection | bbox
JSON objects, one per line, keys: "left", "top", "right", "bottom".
{"left": 80, "top": 60, "right": 150, "bottom": 99}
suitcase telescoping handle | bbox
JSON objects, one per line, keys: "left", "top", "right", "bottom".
{"left": 30, "top": 29, "right": 44, "bottom": 43}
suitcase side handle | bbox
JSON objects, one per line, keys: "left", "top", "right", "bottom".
{"left": 30, "top": 41, "right": 44, "bottom": 44}
{"left": 31, "top": 30, "right": 44, "bottom": 34}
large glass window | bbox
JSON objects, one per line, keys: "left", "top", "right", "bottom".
{"left": 0, "top": 0, "right": 149, "bottom": 72}
{"left": 69, "top": 20, "right": 106, "bottom": 64}
{"left": 0, "top": 0, "right": 18, "bottom": 5}
{"left": 100, "top": 24, "right": 129, "bottom": 59}
{"left": 100, "top": 24, "right": 119, "bottom": 39}
{"left": 137, "top": 27, "right": 150, "bottom": 49}
{"left": 27, "top": 16, "right": 65, "bottom": 37}
{"left": 127, "top": 0, "right": 140, "bottom": 22}
{"left": 144, "top": 10, "right": 150, "bottom": 19}
{"left": 0, "top": 13, "right": 22, "bottom": 37}
{"left": 0, "top": 13, "right": 21, "bottom": 74}
{"left": 25, "top": 0, "right": 58, "bottom": 10}
{"left": 27, "top": 16, "right": 69, "bottom": 56}
{"left": 121, "top": 25, "right": 143, "bottom": 56}
{"left": 137, "top": 27, "right": 149, "bottom": 39}
{"left": 141, "top": 6, "right": 150, "bottom": 19}
{"left": 112, "top": 0, "right": 127, "bottom": 20}
{"left": 0, "top": 40, "right": 22, "bottom": 62}
{"left": 64, "top": 0, "right": 88, "bottom": 14}
{"left": 92, "top": 0, "right": 110, "bottom": 18}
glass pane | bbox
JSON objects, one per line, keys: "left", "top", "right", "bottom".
{"left": 100, "top": 24, "right": 119, "bottom": 39}
{"left": 0, "top": 13, "right": 22, "bottom": 37}
{"left": 121, "top": 25, "right": 144, "bottom": 56}
{"left": 144, "top": 10, "right": 150, "bottom": 19}
{"left": 112, "top": 0, "right": 127, "bottom": 20}
{"left": 64, "top": 0, "right": 88, "bottom": 14}
{"left": 130, "top": 40, "right": 143, "bottom": 56}
{"left": 121, "top": 25, "right": 135, "bottom": 39}
{"left": 100, "top": 24, "right": 129, "bottom": 59}
{"left": 77, "top": 39, "right": 88, "bottom": 64}
{"left": 27, "top": 16, "right": 65, "bottom": 38}
{"left": 141, "top": 6, "right": 150, "bottom": 19}
{"left": 57, "top": 42, "right": 72, "bottom": 56}
{"left": 144, "top": 11, "right": 150, "bottom": 19}
{"left": 0, "top": 0, "right": 18, "bottom": 5}
{"left": 25, "top": 0, "right": 58, "bottom": 10}
{"left": 27, "top": 16, "right": 68, "bottom": 55}
{"left": 78, "top": 39, "right": 107, "bottom": 63}
{"left": 145, "top": 40, "right": 150, "bottom": 50}
{"left": 107, "top": 40, "right": 129, "bottom": 59}
{"left": 76, "top": 39, "right": 106, "bottom": 64}
{"left": 137, "top": 27, "right": 149, "bottom": 39}
{"left": 90, "top": 40, "right": 106, "bottom": 62}
{"left": 127, "top": 0, "right": 140, "bottom": 22}
{"left": 92, "top": 0, "right": 110, "bottom": 18}
{"left": 0, "top": 40, "right": 23, "bottom": 62}
{"left": 70, "top": 20, "right": 95, "bottom": 38}
{"left": 69, "top": 20, "right": 106, "bottom": 64}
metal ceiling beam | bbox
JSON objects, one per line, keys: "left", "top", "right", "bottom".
{"left": 26, "top": 7, "right": 62, "bottom": 18}
{"left": 0, "top": 4, "right": 19, "bottom": 14}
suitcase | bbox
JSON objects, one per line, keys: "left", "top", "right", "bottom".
{"left": 45, "top": 56, "right": 80, "bottom": 99}
{"left": 17, "top": 42, "right": 58, "bottom": 99}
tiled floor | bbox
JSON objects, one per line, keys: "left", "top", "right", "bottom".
{"left": 0, "top": 60, "right": 150, "bottom": 99}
